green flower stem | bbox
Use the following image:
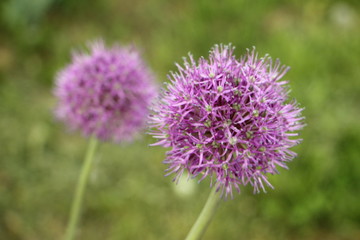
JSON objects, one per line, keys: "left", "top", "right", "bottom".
{"left": 185, "top": 186, "right": 222, "bottom": 240}
{"left": 64, "top": 137, "right": 98, "bottom": 240}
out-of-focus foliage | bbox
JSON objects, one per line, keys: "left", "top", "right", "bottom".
{"left": 0, "top": 0, "right": 359, "bottom": 239}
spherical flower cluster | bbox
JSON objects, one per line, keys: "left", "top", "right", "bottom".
{"left": 149, "top": 44, "right": 304, "bottom": 197}
{"left": 54, "top": 41, "right": 157, "bottom": 142}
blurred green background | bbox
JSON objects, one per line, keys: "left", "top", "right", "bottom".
{"left": 0, "top": 0, "right": 359, "bottom": 239}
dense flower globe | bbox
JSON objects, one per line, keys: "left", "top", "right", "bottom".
{"left": 54, "top": 41, "right": 157, "bottom": 142}
{"left": 149, "top": 44, "right": 304, "bottom": 197}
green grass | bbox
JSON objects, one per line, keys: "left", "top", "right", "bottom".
{"left": 0, "top": 0, "right": 359, "bottom": 239}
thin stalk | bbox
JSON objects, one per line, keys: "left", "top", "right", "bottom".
{"left": 64, "top": 137, "right": 98, "bottom": 240}
{"left": 185, "top": 187, "right": 222, "bottom": 240}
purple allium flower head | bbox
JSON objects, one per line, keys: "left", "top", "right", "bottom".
{"left": 149, "top": 44, "right": 304, "bottom": 198}
{"left": 54, "top": 40, "right": 157, "bottom": 142}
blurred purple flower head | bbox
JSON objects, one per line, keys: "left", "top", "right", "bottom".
{"left": 149, "top": 44, "right": 304, "bottom": 197}
{"left": 54, "top": 40, "right": 157, "bottom": 142}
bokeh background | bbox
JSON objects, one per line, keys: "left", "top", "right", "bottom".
{"left": 1, "top": 0, "right": 359, "bottom": 239}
